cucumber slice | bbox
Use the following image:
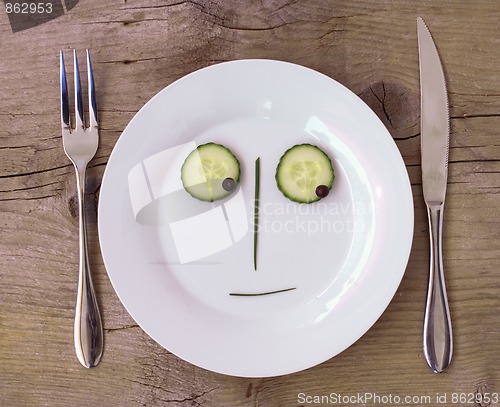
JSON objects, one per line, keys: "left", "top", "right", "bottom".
{"left": 181, "top": 142, "right": 240, "bottom": 202}
{"left": 276, "top": 144, "right": 334, "bottom": 203}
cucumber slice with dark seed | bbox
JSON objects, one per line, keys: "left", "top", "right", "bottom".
{"left": 181, "top": 143, "right": 240, "bottom": 202}
{"left": 276, "top": 144, "right": 334, "bottom": 203}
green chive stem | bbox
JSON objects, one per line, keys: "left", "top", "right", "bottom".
{"left": 254, "top": 157, "right": 260, "bottom": 271}
{"left": 229, "top": 287, "right": 296, "bottom": 297}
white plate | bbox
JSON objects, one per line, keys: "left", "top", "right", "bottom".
{"left": 98, "top": 60, "right": 414, "bottom": 377}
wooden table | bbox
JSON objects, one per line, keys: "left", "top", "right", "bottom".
{"left": 1, "top": 1, "right": 499, "bottom": 406}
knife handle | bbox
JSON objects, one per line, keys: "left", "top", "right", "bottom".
{"left": 423, "top": 202, "right": 453, "bottom": 373}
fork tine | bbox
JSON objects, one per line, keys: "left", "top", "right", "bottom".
{"left": 60, "top": 51, "right": 71, "bottom": 129}
{"left": 86, "top": 49, "right": 98, "bottom": 129}
{"left": 73, "top": 50, "right": 85, "bottom": 130}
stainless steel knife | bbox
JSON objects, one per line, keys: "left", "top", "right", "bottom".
{"left": 417, "top": 17, "right": 453, "bottom": 373}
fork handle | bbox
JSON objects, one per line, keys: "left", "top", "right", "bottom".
{"left": 423, "top": 203, "right": 452, "bottom": 373}
{"left": 74, "top": 165, "right": 103, "bottom": 368}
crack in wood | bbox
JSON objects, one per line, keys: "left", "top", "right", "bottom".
{"left": 360, "top": 81, "right": 420, "bottom": 137}
{"left": 126, "top": 377, "right": 219, "bottom": 407}
{"left": 161, "top": 387, "right": 218, "bottom": 406}
{"left": 0, "top": 180, "right": 61, "bottom": 194}
{"left": 214, "top": 20, "right": 293, "bottom": 31}
{"left": 125, "top": 378, "right": 176, "bottom": 395}
{"left": 0, "top": 164, "right": 72, "bottom": 179}
{"left": 274, "top": 0, "right": 300, "bottom": 12}
{"left": 452, "top": 145, "right": 490, "bottom": 149}
{"left": 0, "top": 145, "right": 34, "bottom": 150}
{"left": 449, "top": 158, "right": 500, "bottom": 164}
{"left": 104, "top": 324, "right": 140, "bottom": 332}
{"left": 101, "top": 56, "right": 170, "bottom": 65}
{"left": 0, "top": 194, "right": 58, "bottom": 202}
{"left": 449, "top": 91, "right": 500, "bottom": 97}
{"left": 122, "top": 0, "right": 298, "bottom": 31}
{"left": 451, "top": 113, "right": 500, "bottom": 119}
{"left": 99, "top": 108, "right": 138, "bottom": 114}
{"left": 88, "top": 161, "right": 108, "bottom": 169}
{"left": 0, "top": 112, "right": 46, "bottom": 117}
{"left": 121, "top": 1, "right": 194, "bottom": 11}
{"left": 394, "top": 132, "right": 420, "bottom": 141}
{"left": 318, "top": 28, "right": 346, "bottom": 40}
{"left": 369, "top": 81, "right": 397, "bottom": 129}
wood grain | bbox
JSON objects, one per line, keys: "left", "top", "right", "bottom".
{"left": 1, "top": 0, "right": 499, "bottom": 406}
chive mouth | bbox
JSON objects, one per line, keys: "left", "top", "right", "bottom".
{"left": 229, "top": 287, "right": 296, "bottom": 297}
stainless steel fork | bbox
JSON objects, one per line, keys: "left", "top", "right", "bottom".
{"left": 60, "top": 49, "right": 103, "bottom": 368}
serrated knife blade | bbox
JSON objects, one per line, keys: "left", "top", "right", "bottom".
{"left": 417, "top": 16, "right": 453, "bottom": 374}
{"left": 418, "top": 17, "right": 450, "bottom": 203}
